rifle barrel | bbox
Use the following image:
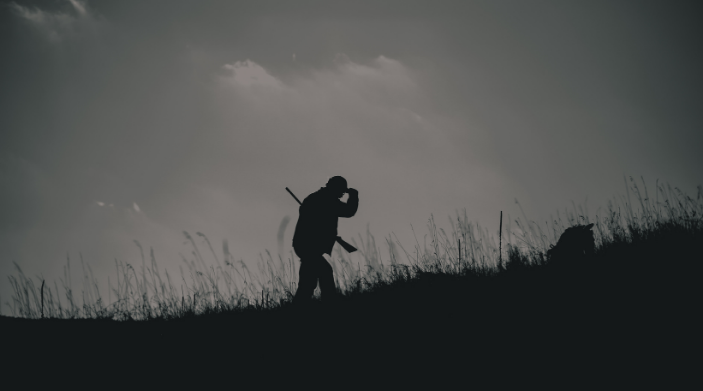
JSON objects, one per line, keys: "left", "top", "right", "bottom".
{"left": 286, "top": 187, "right": 303, "bottom": 205}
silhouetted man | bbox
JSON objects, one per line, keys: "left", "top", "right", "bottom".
{"left": 292, "top": 176, "right": 359, "bottom": 305}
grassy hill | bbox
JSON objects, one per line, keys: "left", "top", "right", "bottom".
{"left": 3, "top": 179, "right": 701, "bottom": 384}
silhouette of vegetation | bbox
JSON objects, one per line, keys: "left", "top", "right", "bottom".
{"left": 3, "top": 177, "right": 700, "bottom": 325}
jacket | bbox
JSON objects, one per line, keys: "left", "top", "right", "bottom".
{"left": 292, "top": 187, "right": 359, "bottom": 256}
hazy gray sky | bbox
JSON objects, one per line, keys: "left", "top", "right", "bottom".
{"left": 1, "top": 0, "right": 702, "bottom": 308}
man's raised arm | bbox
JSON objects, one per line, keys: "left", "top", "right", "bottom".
{"left": 337, "top": 188, "right": 359, "bottom": 218}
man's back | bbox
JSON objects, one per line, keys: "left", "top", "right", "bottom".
{"left": 293, "top": 187, "right": 358, "bottom": 256}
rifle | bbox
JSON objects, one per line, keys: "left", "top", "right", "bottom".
{"left": 285, "top": 187, "right": 358, "bottom": 253}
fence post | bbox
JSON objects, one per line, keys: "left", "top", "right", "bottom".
{"left": 499, "top": 211, "right": 503, "bottom": 267}
{"left": 458, "top": 239, "right": 462, "bottom": 271}
{"left": 41, "top": 280, "right": 45, "bottom": 319}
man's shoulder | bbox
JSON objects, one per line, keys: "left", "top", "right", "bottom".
{"left": 304, "top": 188, "right": 325, "bottom": 200}
{"left": 301, "top": 188, "right": 324, "bottom": 206}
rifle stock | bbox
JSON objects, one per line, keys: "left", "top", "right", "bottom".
{"left": 286, "top": 187, "right": 358, "bottom": 253}
{"left": 335, "top": 236, "right": 357, "bottom": 253}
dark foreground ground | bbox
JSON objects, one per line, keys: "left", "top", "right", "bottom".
{"left": 3, "top": 229, "right": 700, "bottom": 387}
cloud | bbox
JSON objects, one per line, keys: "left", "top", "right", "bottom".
{"left": 133, "top": 202, "right": 141, "bottom": 213}
{"left": 10, "top": 0, "right": 102, "bottom": 43}
{"left": 68, "top": 0, "right": 88, "bottom": 16}
{"left": 221, "top": 60, "right": 284, "bottom": 89}
{"left": 214, "top": 55, "right": 450, "bottom": 163}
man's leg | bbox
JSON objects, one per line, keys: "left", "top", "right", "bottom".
{"left": 293, "top": 257, "right": 318, "bottom": 305}
{"left": 317, "top": 255, "right": 338, "bottom": 303}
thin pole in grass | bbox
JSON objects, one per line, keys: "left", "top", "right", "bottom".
{"left": 41, "top": 280, "right": 45, "bottom": 319}
{"left": 499, "top": 211, "right": 503, "bottom": 267}
{"left": 458, "top": 239, "right": 462, "bottom": 272}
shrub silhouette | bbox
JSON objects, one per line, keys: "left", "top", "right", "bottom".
{"left": 546, "top": 223, "right": 595, "bottom": 264}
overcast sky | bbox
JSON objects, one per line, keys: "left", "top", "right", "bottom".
{"left": 1, "top": 0, "right": 702, "bottom": 309}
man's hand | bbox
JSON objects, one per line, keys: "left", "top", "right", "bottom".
{"left": 346, "top": 188, "right": 358, "bottom": 197}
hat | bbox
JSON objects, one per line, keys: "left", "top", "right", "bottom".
{"left": 326, "top": 176, "right": 348, "bottom": 191}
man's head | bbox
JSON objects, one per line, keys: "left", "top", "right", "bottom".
{"left": 325, "top": 176, "right": 348, "bottom": 198}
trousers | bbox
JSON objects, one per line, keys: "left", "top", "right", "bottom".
{"left": 293, "top": 249, "right": 337, "bottom": 303}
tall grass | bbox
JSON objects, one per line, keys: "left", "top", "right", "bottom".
{"left": 5, "top": 177, "right": 702, "bottom": 320}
